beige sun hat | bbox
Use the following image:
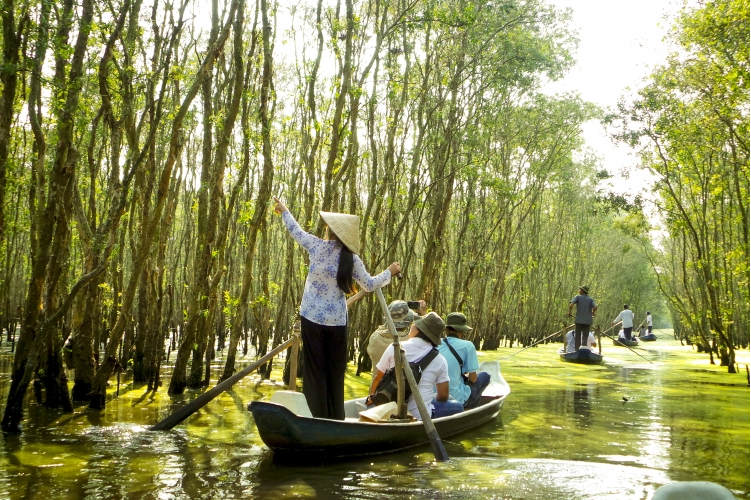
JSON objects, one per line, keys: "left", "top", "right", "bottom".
{"left": 319, "top": 211, "right": 360, "bottom": 254}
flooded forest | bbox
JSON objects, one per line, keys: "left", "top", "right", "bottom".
{"left": 0, "top": 0, "right": 748, "bottom": 437}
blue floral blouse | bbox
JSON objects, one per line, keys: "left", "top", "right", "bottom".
{"left": 282, "top": 210, "right": 392, "bottom": 326}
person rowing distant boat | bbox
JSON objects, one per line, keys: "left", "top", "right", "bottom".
{"left": 612, "top": 304, "right": 635, "bottom": 341}
{"left": 568, "top": 285, "right": 597, "bottom": 350}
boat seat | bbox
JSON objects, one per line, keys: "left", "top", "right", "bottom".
{"left": 270, "top": 390, "right": 313, "bottom": 417}
{"left": 479, "top": 361, "right": 511, "bottom": 398}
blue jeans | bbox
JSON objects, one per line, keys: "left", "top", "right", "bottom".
{"left": 431, "top": 399, "right": 464, "bottom": 418}
{"left": 463, "top": 371, "right": 491, "bottom": 409}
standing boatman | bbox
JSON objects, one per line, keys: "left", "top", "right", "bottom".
{"left": 612, "top": 305, "right": 635, "bottom": 340}
{"left": 568, "top": 286, "right": 597, "bottom": 351}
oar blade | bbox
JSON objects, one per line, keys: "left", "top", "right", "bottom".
{"left": 428, "top": 430, "right": 450, "bottom": 462}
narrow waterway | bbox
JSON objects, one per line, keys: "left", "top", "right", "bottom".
{"left": 0, "top": 331, "right": 748, "bottom": 499}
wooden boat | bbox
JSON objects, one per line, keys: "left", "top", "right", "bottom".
{"left": 248, "top": 361, "right": 510, "bottom": 459}
{"left": 613, "top": 337, "right": 640, "bottom": 347}
{"left": 558, "top": 347, "right": 603, "bottom": 365}
{"left": 638, "top": 333, "right": 657, "bottom": 342}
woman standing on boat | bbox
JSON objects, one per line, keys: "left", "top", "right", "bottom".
{"left": 274, "top": 197, "right": 400, "bottom": 420}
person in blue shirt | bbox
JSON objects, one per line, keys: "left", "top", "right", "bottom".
{"left": 437, "top": 312, "right": 491, "bottom": 409}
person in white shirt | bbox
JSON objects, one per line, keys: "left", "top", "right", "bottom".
{"left": 565, "top": 330, "right": 597, "bottom": 352}
{"left": 367, "top": 300, "right": 427, "bottom": 382}
{"left": 368, "top": 312, "right": 463, "bottom": 420}
{"left": 646, "top": 312, "right": 653, "bottom": 334}
{"left": 613, "top": 305, "right": 635, "bottom": 340}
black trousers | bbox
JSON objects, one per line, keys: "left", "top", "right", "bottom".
{"left": 574, "top": 323, "right": 591, "bottom": 350}
{"left": 300, "top": 316, "right": 349, "bottom": 420}
{"left": 623, "top": 327, "right": 633, "bottom": 340}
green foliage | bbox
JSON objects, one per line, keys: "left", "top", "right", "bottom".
{"left": 613, "top": 0, "right": 749, "bottom": 362}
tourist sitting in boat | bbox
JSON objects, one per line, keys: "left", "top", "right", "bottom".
{"left": 366, "top": 300, "right": 426, "bottom": 382}
{"left": 367, "top": 312, "right": 464, "bottom": 420}
{"left": 564, "top": 330, "right": 596, "bottom": 353}
{"left": 438, "top": 312, "right": 490, "bottom": 409}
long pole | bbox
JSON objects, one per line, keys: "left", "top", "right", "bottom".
{"left": 375, "top": 287, "right": 449, "bottom": 462}
{"left": 288, "top": 324, "right": 300, "bottom": 391}
{"left": 150, "top": 337, "right": 294, "bottom": 430}
{"left": 598, "top": 321, "right": 621, "bottom": 355}
{"left": 153, "top": 288, "right": 368, "bottom": 430}
{"left": 346, "top": 289, "right": 368, "bottom": 307}
{"left": 634, "top": 316, "right": 647, "bottom": 337}
{"left": 594, "top": 326, "right": 653, "bottom": 364}
{"left": 374, "top": 288, "right": 407, "bottom": 418}
{"left": 502, "top": 324, "right": 575, "bottom": 360}
{"left": 399, "top": 349, "right": 450, "bottom": 461}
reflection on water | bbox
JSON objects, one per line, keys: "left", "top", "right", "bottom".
{"left": 571, "top": 384, "right": 593, "bottom": 423}
{"left": 0, "top": 335, "right": 748, "bottom": 499}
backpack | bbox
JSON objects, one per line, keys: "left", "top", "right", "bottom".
{"left": 371, "top": 348, "right": 440, "bottom": 406}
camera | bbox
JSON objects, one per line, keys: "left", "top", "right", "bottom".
{"left": 407, "top": 301, "right": 420, "bottom": 310}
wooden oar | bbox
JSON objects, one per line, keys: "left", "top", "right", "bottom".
{"left": 634, "top": 317, "right": 647, "bottom": 337}
{"left": 346, "top": 289, "right": 368, "bottom": 307}
{"left": 594, "top": 325, "right": 653, "bottom": 364}
{"left": 374, "top": 287, "right": 449, "bottom": 462}
{"left": 501, "top": 324, "right": 575, "bottom": 360}
{"left": 150, "top": 337, "right": 294, "bottom": 431}
{"left": 602, "top": 322, "right": 620, "bottom": 336}
{"left": 152, "top": 285, "right": 369, "bottom": 431}
{"left": 598, "top": 321, "right": 621, "bottom": 355}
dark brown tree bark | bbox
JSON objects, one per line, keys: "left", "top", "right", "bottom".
{"left": 2, "top": 0, "right": 95, "bottom": 432}
{"left": 220, "top": 0, "right": 274, "bottom": 381}
{"left": 0, "top": 0, "right": 25, "bottom": 265}
{"left": 90, "top": 0, "right": 239, "bottom": 409}
{"left": 170, "top": 0, "right": 246, "bottom": 393}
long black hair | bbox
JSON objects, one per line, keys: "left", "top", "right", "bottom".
{"left": 336, "top": 239, "right": 356, "bottom": 294}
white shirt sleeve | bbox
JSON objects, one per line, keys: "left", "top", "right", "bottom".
{"left": 376, "top": 344, "right": 396, "bottom": 374}
{"left": 352, "top": 254, "right": 391, "bottom": 292}
{"left": 281, "top": 210, "right": 320, "bottom": 252}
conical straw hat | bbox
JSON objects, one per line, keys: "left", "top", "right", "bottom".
{"left": 319, "top": 211, "right": 360, "bottom": 254}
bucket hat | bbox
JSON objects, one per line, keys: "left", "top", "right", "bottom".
{"left": 319, "top": 211, "right": 360, "bottom": 254}
{"left": 579, "top": 285, "right": 589, "bottom": 294}
{"left": 414, "top": 312, "right": 445, "bottom": 345}
{"left": 385, "top": 300, "right": 414, "bottom": 329}
{"left": 445, "top": 312, "right": 472, "bottom": 332}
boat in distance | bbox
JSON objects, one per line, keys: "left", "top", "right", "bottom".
{"left": 558, "top": 347, "right": 603, "bottom": 365}
{"left": 613, "top": 338, "right": 640, "bottom": 347}
{"left": 248, "top": 361, "right": 510, "bottom": 459}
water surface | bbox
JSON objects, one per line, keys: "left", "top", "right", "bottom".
{"left": 0, "top": 331, "right": 748, "bottom": 499}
